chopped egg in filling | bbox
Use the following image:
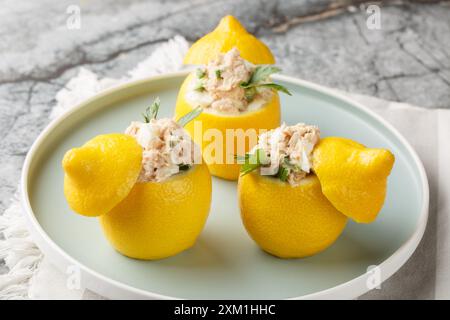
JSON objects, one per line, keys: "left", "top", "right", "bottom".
{"left": 185, "top": 47, "right": 273, "bottom": 114}
{"left": 125, "top": 118, "right": 200, "bottom": 183}
{"left": 255, "top": 123, "right": 320, "bottom": 186}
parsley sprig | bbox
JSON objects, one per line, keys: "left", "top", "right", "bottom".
{"left": 240, "top": 65, "right": 292, "bottom": 102}
{"left": 142, "top": 97, "right": 160, "bottom": 123}
{"left": 238, "top": 149, "right": 304, "bottom": 183}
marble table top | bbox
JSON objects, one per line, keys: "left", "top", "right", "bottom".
{"left": 0, "top": 0, "right": 449, "bottom": 297}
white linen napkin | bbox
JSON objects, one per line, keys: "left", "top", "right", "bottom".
{"left": 0, "top": 36, "right": 448, "bottom": 300}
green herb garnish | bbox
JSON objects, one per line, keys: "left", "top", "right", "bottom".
{"left": 179, "top": 164, "right": 191, "bottom": 171}
{"left": 238, "top": 149, "right": 300, "bottom": 183}
{"left": 240, "top": 65, "right": 291, "bottom": 102}
{"left": 142, "top": 97, "right": 160, "bottom": 123}
{"left": 234, "top": 153, "right": 250, "bottom": 164}
{"left": 196, "top": 68, "right": 206, "bottom": 79}
{"left": 277, "top": 165, "right": 290, "bottom": 182}
{"left": 215, "top": 69, "right": 223, "bottom": 79}
{"left": 248, "top": 66, "right": 281, "bottom": 84}
{"left": 239, "top": 149, "right": 269, "bottom": 177}
{"left": 194, "top": 81, "right": 205, "bottom": 92}
{"left": 253, "top": 83, "right": 291, "bottom": 96}
{"left": 177, "top": 106, "right": 203, "bottom": 127}
{"left": 244, "top": 87, "right": 257, "bottom": 102}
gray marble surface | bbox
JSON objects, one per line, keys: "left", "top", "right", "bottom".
{"left": 0, "top": 0, "right": 449, "bottom": 298}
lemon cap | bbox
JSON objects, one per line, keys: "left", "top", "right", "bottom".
{"left": 62, "top": 134, "right": 143, "bottom": 217}
{"left": 183, "top": 15, "right": 275, "bottom": 65}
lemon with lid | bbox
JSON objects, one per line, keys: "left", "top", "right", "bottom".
{"left": 237, "top": 124, "right": 347, "bottom": 258}
{"left": 176, "top": 17, "right": 289, "bottom": 180}
{"left": 63, "top": 99, "right": 212, "bottom": 260}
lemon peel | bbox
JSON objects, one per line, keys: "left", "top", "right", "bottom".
{"left": 62, "top": 134, "right": 142, "bottom": 217}
{"left": 100, "top": 162, "right": 212, "bottom": 260}
{"left": 313, "top": 137, "right": 395, "bottom": 223}
{"left": 238, "top": 173, "right": 347, "bottom": 258}
{"left": 184, "top": 15, "right": 275, "bottom": 65}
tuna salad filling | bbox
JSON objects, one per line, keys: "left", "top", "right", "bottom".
{"left": 239, "top": 123, "right": 320, "bottom": 186}
{"left": 125, "top": 99, "right": 201, "bottom": 183}
{"left": 185, "top": 47, "right": 290, "bottom": 115}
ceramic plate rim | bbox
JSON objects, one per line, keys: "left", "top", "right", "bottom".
{"left": 20, "top": 71, "right": 429, "bottom": 300}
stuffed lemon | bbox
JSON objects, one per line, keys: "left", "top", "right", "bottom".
{"left": 175, "top": 16, "right": 290, "bottom": 180}
{"left": 63, "top": 99, "right": 212, "bottom": 260}
{"left": 238, "top": 123, "right": 394, "bottom": 258}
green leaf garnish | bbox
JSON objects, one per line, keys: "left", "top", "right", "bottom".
{"left": 239, "top": 162, "right": 260, "bottom": 176}
{"left": 142, "top": 97, "right": 160, "bottom": 123}
{"left": 239, "top": 149, "right": 269, "bottom": 177}
{"left": 179, "top": 164, "right": 191, "bottom": 171}
{"left": 244, "top": 87, "right": 257, "bottom": 102}
{"left": 248, "top": 65, "right": 281, "bottom": 85}
{"left": 194, "top": 81, "right": 205, "bottom": 92}
{"left": 238, "top": 150, "right": 299, "bottom": 183}
{"left": 277, "top": 165, "right": 290, "bottom": 182}
{"left": 196, "top": 68, "right": 206, "bottom": 79}
{"left": 254, "top": 83, "right": 292, "bottom": 95}
{"left": 215, "top": 69, "right": 223, "bottom": 79}
{"left": 177, "top": 106, "right": 203, "bottom": 127}
{"left": 240, "top": 65, "right": 291, "bottom": 97}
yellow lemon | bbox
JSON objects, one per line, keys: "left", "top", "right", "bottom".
{"left": 62, "top": 134, "right": 142, "bottom": 217}
{"left": 175, "top": 73, "right": 281, "bottom": 180}
{"left": 313, "top": 137, "right": 395, "bottom": 223}
{"left": 184, "top": 15, "right": 275, "bottom": 65}
{"left": 100, "top": 162, "right": 212, "bottom": 260}
{"left": 238, "top": 172, "right": 348, "bottom": 258}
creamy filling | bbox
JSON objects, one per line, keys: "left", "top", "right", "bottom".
{"left": 255, "top": 123, "right": 320, "bottom": 186}
{"left": 125, "top": 118, "right": 200, "bottom": 183}
{"left": 185, "top": 47, "right": 273, "bottom": 115}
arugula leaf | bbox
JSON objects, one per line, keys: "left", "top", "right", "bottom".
{"left": 240, "top": 65, "right": 291, "bottom": 97}
{"left": 142, "top": 97, "right": 160, "bottom": 123}
{"left": 239, "top": 149, "right": 269, "bottom": 177}
{"left": 239, "top": 162, "right": 261, "bottom": 176}
{"left": 255, "top": 83, "right": 292, "bottom": 96}
{"left": 249, "top": 65, "right": 281, "bottom": 84}
{"left": 177, "top": 106, "right": 203, "bottom": 127}
{"left": 238, "top": 149, "right": 298, "bottom": 183}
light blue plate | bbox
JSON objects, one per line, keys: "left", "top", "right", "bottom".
{"left": 21, "top": 72, "right": 428, "bottom": 299}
